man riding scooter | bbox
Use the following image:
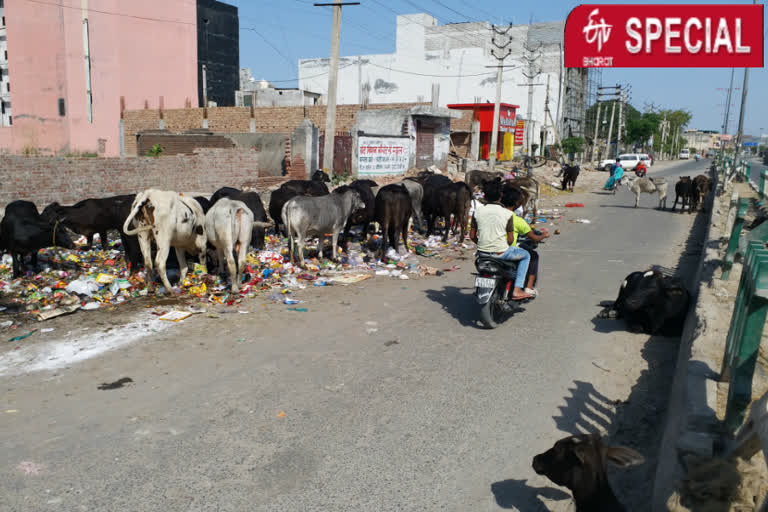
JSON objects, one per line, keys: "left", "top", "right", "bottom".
{"left": 635, "top": 159, "right": 647, "bottom": 177}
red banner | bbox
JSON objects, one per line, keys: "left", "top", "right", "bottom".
{"left": 514, "top": 120, "right": 525, "bottom": 145}
{"left": 565, "top": 4, "right": 764, "bottom": 68}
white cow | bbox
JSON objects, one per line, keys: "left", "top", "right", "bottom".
{"left": 123, "top": 189, "right": 207, "bottom": 293}
{"left": 205, "top": 198, "right": 272, "bottom": 292}
{"left": 622, "top": 176, "right": 668, "bottom": 209}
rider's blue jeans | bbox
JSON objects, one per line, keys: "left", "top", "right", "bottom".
{"left": 498, "top": 245, "right": 530, "bottom": 289}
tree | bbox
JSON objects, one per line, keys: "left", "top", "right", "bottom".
{"left": 561, "top": 137, "right": 585, "bottom": 160}
{"left": 626, "top": 112, "right": 661, "bottom": 149}
{"left": 651, "top": 109, "right": 692, "bottom": 155}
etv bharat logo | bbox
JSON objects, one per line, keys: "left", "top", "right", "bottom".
{"left": 583, "top": 9, "right": 612, "bottom": 51}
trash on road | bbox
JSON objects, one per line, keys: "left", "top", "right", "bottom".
{"left": 97, "top": 377, "right": 134, "bottom": 390}
{"left": 8, "top": 330, "right": 36, "bottom": 342}
{"left": 571, "top": 219, "right": 591, "bottom": 224}
{"left": 35, "top": 304, "right": 80, "bottom": 321}
{"left": 564, "top": 203, "right": 584, "bottom": 207}
{"left": 287, "top": 307, "right": 308, "bottom": 312}
{"left": 158, "top": 311, "right": 193, "bottom": 322}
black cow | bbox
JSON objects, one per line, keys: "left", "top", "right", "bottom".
{"left": 194, "top": 196, "right": 213, "bottom": 214}
{"left": 1, "top": 200, "right": 76, "bottom": 277}
{"left": 333, "top": 180, "right": 376, "bottom": 247}
{"left": 692, "top": 174, "right": 710, "bottom": 211}
{"left": 424, "top": 181, "right": 472, "bottom": 242}
{"left": 671, "top": 176, "right": 695, "bottom": 213}
{"left": 533, "top": 434, "right": 645, "bottom": 512}
{"left": 599, "top": 270, "right": 690, "bottom": 335}
{"left": 375, "top": 184, "right": 412, "bottom": 258}
{"left": 465, "top": 169, "right": 506, "bottom": 192}
{"left": 41, "top": 194, "right": 136, "bottom": 251}
{"left": 269, "top": 182, "right": 329, "bottom": 235}
{"left": 235, "top": 191, "right": 269, "bottom": 250}
{"left": 209, "top": 187, "right": 241, "bottom": 206}
{"left": 311, "top": 170, "right": 331, "bottom": 183}
{"left": 562, "top": 165, "right": 580, "bottom": 192}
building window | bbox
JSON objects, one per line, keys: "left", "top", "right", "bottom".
{"left": 58, "top": 98, "right": 65, "bottom": 116}
{"left": 7, "top": 115, "right": 11, "bottom": 125}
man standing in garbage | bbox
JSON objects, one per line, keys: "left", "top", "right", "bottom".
{"left": 470, "top": 181, "right": 535, "bottom": 301}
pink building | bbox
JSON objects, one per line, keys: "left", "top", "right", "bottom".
{"left": 0, "top": 0, "right": 198, "bottom": 156}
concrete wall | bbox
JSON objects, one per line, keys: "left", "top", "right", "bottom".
{"left": 299, "top": 15, "right": 571, "bottom": 146}
{"left": 0, "top": 149, "right": 259, "bottom": 210}
{"left": 136, "top": 132, "right": 235, "bottom": 156}
{"left": 0, "top": 0, "right": 198, "bottom": 157}
{"left": 225, "top": 133, "right": 288, "bottom": 177}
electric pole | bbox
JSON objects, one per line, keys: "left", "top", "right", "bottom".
{"left": 315, "top": 1, "right": 360, "bottom": 177}
{"left": 604, "top": 98, "right": 617, "bottom": 160}
{"left": 521, "top": 42, "right": 542, "bottom": 156}
{"left": 722, "top": 68, "right": 735, "bottom": 135}
{"left": 487, "top": 24, "right": 513, "bottom": 172}
{"left": 591, "top": 100, "right": 602, "bottom": 163}
{"left": 735, "top": 0, "right": 758, "bottom": 156}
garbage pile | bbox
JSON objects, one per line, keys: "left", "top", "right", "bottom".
{"left": 0, "top": 230, "right": 473, "bottom": 322}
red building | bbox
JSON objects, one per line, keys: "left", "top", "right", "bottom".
{"left": 447, "top": 103, "right": 519, "bottom": 161}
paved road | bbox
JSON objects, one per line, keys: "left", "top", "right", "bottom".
{"left": 0, "top": 159, "right": 710, "bottom": 512}
{"left": 748, "top": 155, "right": 767, "bottom": 188}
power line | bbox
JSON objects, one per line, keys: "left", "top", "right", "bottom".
{"left": 366, "top": 61, "right": 498, "bottom": 77}
{"left": 428, "top": 0, "right": 483, "bottom": 23}
{"left": 241, "top": 27, "right": 296, "bottom": 68}
{"left": 368, "top": 0, "right": 481, "bottom": 48}
{"left": 23, "top": 0, "right": 196, "bottom": 25}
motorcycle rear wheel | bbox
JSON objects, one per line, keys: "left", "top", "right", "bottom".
{"left": 479, "top": 286, "right": 504, "bottom": 329}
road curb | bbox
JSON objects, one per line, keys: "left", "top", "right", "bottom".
{"left": 652, "top": 164, "right": 725, "bottom": 510}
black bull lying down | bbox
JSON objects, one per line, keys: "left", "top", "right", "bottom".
{"left": 599, "top": 270, "right": 690, "bottom": 336}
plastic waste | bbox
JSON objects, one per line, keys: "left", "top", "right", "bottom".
{"left": 81, "top": 302, "right": 100, "bottom": 310}
{"left": 65, "top": 277, "right": 100, "bottom": 297}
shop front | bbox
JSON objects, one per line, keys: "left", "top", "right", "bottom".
{"left": 447, "top": 103, "right": 520, "bottom": 161}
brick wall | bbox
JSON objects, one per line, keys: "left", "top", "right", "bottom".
{"left": 123, "top": 103, "right": 455, "bottom": 156}
{"left": 0, "top": 148, "right": 261, "bottom": 209}
{"left": 136, "top": 133, "right": 235, "bottom": 155}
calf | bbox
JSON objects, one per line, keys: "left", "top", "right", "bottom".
{"left": 671, "top": 176, "right": 695, "bottom": 213}
{"left": 599, "top": 269, "right": 690, "bottom": 335}
{"left": 205, "top": 198, "right": 272, "bottom": 293}
{"left": 282, "top": 189, "right": 364, "bottom": 267}
{"left": 123, "top": 189, "right": 208, "bottom": 293}
{"left": 42, "top": 194, "right": 137, "bottom": 250}
{"left": 532, "top": 434, "right": 645, "bottom": 512}
{"left": 333, "top": 180, "right": 376, "bottom": 247}
{"left": 561, "top": 165, "right": 580, "bottom": 192}
{"left": 693, "top": 174, "right": 711, "bottom": 211}
{"left": 375, "top": 184, "right": 412, "bottom": 258}
{"left": 1, "top": 200, "right": 76, "bottom": 277}
{"left": 269, "top": 181, "right": 330, "bottom": 235}
{"left": 623, "top": 177, "right": 668, "bottom": 209}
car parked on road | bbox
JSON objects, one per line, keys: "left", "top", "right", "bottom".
{"left": 679, "top": 149, "right": 690, "bottom": 159}
{"left": 599, "top": 153, "right": 643, "bottom": 172}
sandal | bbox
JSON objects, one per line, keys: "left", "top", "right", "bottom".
{"left": 510, "top": 293, "right": 533, "bottom": 301}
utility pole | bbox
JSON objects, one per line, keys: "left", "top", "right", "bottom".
{"left": 315, "top": 1, "right": 360, "bottom": 177}
{"left": 591, "top": 100, "right": 602, "bottom": 163}
{"left": 604, "top": 98, "right": 616, "bottom": 160}
{"left": 723, "top": 68, "right": 735, "bottom": 134}
{"left": 616, "top": 89, "right": 625, "bottom": 156}
{"left": 734, "top": 0, "right": 757, "bottom": 156}
{"left": 521, "top": 42, "right": 542, "bottom": 156}
{"left": 202, "top": 64, "right": 208, "bottom": 107}
{"left": 487, "top": 24, "right": 513, "bottom": 172}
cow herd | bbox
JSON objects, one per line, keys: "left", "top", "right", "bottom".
{"left": 0, "top": 169, "right": 540, "bottom": 294}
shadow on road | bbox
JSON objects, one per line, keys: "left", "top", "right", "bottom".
{"left": 423, "top": 286, "right": 481, "bottom": 328}
{"left": 552, "top": 380, "right": 617, "bottom": 435}
{"left": 598, "top": 204, "right": 665, "bottom": 210}
{"left": 490, "top": 479, "right": 570, "bottom": 510}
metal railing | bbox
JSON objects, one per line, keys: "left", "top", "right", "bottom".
{"left": 722, "top": 197, "right": 748, "bottom": 280}
{"left": 721, "top": 239, "right": 768, "bottom": 431}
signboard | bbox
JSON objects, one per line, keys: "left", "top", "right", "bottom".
{"left": 744, "top": 142, "right": 759, "bottom": 147}
{"left": 514, "top": 120, "right": 525, "bottom": 145}
{"left": 499, "top": 107, "right": 516, "bottom": 133}
{"left": 565, "top": 4, "right": 764, "bottom": 68}
{"left": 358, "top": 137, "right": 410, "bottom": 176}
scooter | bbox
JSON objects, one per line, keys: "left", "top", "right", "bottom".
{"left": 635, "top": 164, "right": 647, "bottom": 177}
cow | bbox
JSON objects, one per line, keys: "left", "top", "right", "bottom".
{"left": 269, "top": 181, "right": 330, "bottom": 236}
{"left": 1, "top": 200, "right": 76, "bottom": 278}
{"left": 465, "top": 169, "right": 506, "bottom": 192}
{"left": 423, "top": 181, "right": 472, "bottom": 242}
{"left": 599, "top": 269, "right": 690, "bottom": 335}
{"left": 234, "top": 191, "right": 269, "bottom": 250}
{"left": 533, "top": 434, "right": 645, "bottom": 512}
{"left": 122, "top": 190, "right": 208, "bottom": 293}
{"left": 282, "top": 189, "right": 364, "bottom": 267}
{"left": 693, "top": 174, "right": 711, "bottom": 211}
{"left": 622, "top": 177, "right": 668, "bottom": 209}
{"left": 561, "top": 165, "right": 580, "bottom": 192}
{"left": 209, "top": 187, "right": 241, "bottom": 206}
{"left": 311, "top": 169, "right": 331, "bottom": 183}
{"left": 375, "top": 184, "right": 412, "bottom": 258}
{"left": 506, "top": 176, "right": 540, "bottom": 219}
{"left": 398, "top": 179, "right": 426, "bottom": 233}
{"left": 671, "top": 176, "right": 695, "bottom": 213}
{"left": 205, "top": 198, "right": 272, "bottom": 293}
{"left": 41, "top": 194, "right": 137, "bottom": 251}
{"left": 333, "top": 180, "right": 376, "bottom": 247}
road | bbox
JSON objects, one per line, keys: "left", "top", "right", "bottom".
{"left": 0, "top": 159, "right": 710, "bottom": 512}
{"left": 748, "top": 155, "right": 767, "bottom": 188}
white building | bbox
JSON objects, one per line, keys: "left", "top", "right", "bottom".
{"left": 236, "top": 68, "right": 321, "bottom": 108}
{"left": 299, "top": 14, "right": 589, "bottom": 153}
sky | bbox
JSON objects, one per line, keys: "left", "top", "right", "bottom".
{"left": 229, "top": 0, "right": 767, "bottom": 136}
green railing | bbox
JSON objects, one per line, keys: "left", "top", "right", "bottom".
{"left": 721, "top": 239, "right": 768, "bottom": 431}
{"left": 722, "top": 198, "right": 749, "bottom": 280}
